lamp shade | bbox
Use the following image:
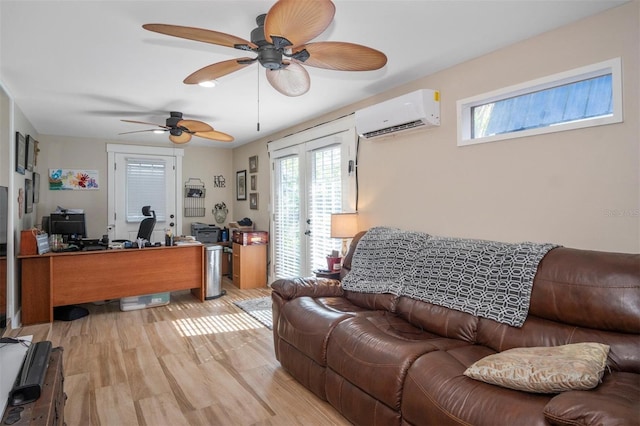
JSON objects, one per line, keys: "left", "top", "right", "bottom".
{"left": 331, "top": 213, "right": 358, "bottom": 238}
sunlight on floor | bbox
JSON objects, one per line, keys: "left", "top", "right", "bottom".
{"left": 172, "top": 313, "right": 263, "bottom": 336}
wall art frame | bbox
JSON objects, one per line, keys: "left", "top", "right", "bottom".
{"left": 236, "top": 170, "right": 247, "bottom": 200}
{"left": 25, "top": 178, "right": 33, "bottom": 213}
{"left": 250, "top": 193, "right": 258, "bottom": 210}
{"left": 249, "top": 155, "right": 258, "bottom": 173}
{"left": 250, "top": 174, "right": 257, "bottom": 191}
{"left": 49, "top": 169, "right": 99, "bottom": 190}
{"left": 26, "top": 135, "right": 35, "bottom": 172}
{"left": 15, "top": 132, "right": 26, "bottom": 175}
{"left": 33, "top": 172, "right": 40, "bottom": 203}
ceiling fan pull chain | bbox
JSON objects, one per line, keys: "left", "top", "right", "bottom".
{"left": 257, "top": 65, "right": 261, "bottom": 132}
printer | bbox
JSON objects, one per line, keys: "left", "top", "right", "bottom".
{"left": 191, "top": 223, "right": 220, "bottom": 243}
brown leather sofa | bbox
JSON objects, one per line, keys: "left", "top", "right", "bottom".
{"left": 271, "top": 231, "right": 640, "bottom": 425}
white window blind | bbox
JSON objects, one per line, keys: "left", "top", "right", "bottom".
{"left": 274, "top": 155, "right": 301, "bottom": 278}
{"left": 125, "top": 158, "right": 167, "bottom": 222}
{"left": 308, "top": 145, "right": 342, "bottom": 270}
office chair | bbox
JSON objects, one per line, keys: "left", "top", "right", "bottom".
{"left": 136, "top": 206, "right": 156, "bottom": 242}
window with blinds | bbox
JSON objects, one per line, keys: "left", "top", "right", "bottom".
{"left": 125, "top": 158, "right": 167, "bottom": 222}
{"left": 273, "top": 156, "right": 301, "bottom": 278}
{"left": 308, "top": 145, "right": 343, "bottom": 271}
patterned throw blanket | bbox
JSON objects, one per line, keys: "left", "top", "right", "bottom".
{"left": 342, "top": 227, "right": 558, "bottom": 327}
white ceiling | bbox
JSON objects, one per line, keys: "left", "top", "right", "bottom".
{"left": 0, "top": 0, "right": 626, "bottom": 148}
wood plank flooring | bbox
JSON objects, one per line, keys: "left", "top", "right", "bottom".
{"left": 8, "top": 279, "right": 350, "bottom": 425}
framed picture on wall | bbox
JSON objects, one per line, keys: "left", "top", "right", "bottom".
{"left": 236, "top": 170, "right": 247, "bottom": 200}
{"left": 26, "top": 135, "right": 35, "bottom": 172}
{"left": 25, "top": 179, "right": 33, "bottom": 213}
{"left": 15, "top": 132, "right": 26, "bottom": 175}
{"left": 250, "top": 175, "right": 257, "bottom": 191}
{"left": 33, "top": 172, "right": 40, "bottom": 203}
{"left": 249, "top": 155, "right": 258, "bottom": 173}
{"left": 250, "top": 193, "right": 258, "bottom": 210}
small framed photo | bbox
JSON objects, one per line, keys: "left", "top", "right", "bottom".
{"left": 249, "top": 155, "right": 258, "bottom": 173}
{"left": 236, "top": 170, "right": 247, "bottom": 200}
{"left": 33, "top": 172, "right": 40, "bottom": 203}
{"left": 250, "top": 193, "right": 258, "bottom": 210}
{"left": 26, "top": 135, "right": 35, "bottom": 172}
{"left": 15, "top": 132, "right": 26, "bottom": 175}
{"left": 250, "top": 175, "right": 257, "bottom": 191}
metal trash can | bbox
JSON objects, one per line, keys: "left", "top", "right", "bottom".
{"left": 205, "top": 244, "right": 226, "bottom": 299}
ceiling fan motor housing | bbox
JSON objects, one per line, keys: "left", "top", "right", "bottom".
{"left": 166, "top": 111, "right": 183, "bottom": 128}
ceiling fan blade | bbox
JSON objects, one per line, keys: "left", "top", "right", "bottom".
{"left": 143, "top": 24, "right": 257, "bottom": 50}
{"left": 297, "top": 42, "right": 387, "bottom": 71}
{"left": 265, "top": 62, "right": 310, "bottom": 97}
{"left": 264, "top": 0, "right": 335, "bottom": 47}
{"left": 118, "top": 129, "right": 161, "bottom": 135}
{"left": 184, "top": 58, "right": 254, "bottom": 84}
{"left": 178, "top": 120, "right": 213, "bottom": 133}
{"left": 121, "top": 119, "right": 168, "bottom": 128}
{"left": 194, "top": 130, "right": 235, "bottom": 142}
{"left": 169, "top": 133, "right": 192, "bottom": 144}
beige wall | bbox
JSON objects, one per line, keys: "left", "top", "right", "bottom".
{"left": 36, "top": 136, "right": 234, "bottom": 238}
{"left": 231, "top": 140, "right": 270, "bottom": 232}
{"left": 240, "top": 2, "right": 639, "bottom": 253}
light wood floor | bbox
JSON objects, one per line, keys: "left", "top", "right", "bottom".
{"left": 9, "top": 279, "right": 350, "bottom": 426}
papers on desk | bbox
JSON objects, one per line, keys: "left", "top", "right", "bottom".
{"left": 54, "top": 206, "right": 84, "bottom": 214}
{"left": 173, "top": 235, "right": 202, "bottom": 246}
{"left": 174, "top": 241, "right": 202, "bottom": 246}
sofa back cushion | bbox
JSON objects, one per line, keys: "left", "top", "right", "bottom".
{"left": 476, "top": 316, "right": 640, "bottom": 373}
{"left": 528, "top": 247, "right": 640, "bottom": 334}
{"left": 396, "top": 297, "right": 479, "bottom": 343}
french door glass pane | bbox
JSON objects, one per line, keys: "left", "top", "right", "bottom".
{"left": 308, "top": 145, "right": 343, "bottom": 271}
{"left": 274, "top": 156, "right": 301, "bottom": 278}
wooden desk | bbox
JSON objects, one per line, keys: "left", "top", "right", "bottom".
{"left": 20, "top": 245, "right": 204, "bottom": 325}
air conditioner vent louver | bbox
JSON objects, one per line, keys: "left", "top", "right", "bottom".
{"left": 355, "top": 89, "right": 440, "bottom": 139}
{"left": 361, "top": 120, "right": 426, "bottom": 138}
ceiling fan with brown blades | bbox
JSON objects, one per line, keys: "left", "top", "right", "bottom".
{"left": 142, "top": 0, "right": 387, "bottom": 97}
{"left": 119, "top": 111, "right": 234, "bottom": 144}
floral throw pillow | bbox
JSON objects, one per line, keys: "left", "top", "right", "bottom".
{"left": 464, "top": 342, "right": 610, "bottom": 393}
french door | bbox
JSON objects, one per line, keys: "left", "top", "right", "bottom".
{"left": 270, "top": 128, "right": 355, "bottom": 280}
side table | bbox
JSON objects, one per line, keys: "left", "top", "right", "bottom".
{"left": 2, "top": 347, "right": 65, "bottom": 426}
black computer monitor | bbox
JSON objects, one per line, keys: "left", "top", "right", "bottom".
{"left": 49, "top": 213, "right": 87, "bottom": 241}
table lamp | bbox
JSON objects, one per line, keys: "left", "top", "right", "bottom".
{"left": 331, "top": 212, "right": 358, "bottom": 257}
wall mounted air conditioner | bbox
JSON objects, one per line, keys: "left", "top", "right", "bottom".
{"left": 355, "top": 89, "right": 440, "bottom": 139}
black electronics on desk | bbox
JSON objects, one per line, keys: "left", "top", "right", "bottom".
{"left": 45, "top": 212, "right": 87, "bottom": 242}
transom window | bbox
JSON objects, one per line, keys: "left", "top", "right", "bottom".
{"left": 457, "top": 58, "right": 622, "bottom": 146}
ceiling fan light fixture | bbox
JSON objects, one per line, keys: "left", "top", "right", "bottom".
{"left": 152, "top": 129, "right": 165, "bottom": 134}
{"left": 198, "top": 79, "right": 218, "bottom": 88}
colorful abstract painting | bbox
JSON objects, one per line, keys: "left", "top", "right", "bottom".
{"left": 49, "top": 169, "right": 99, "bottom": 190}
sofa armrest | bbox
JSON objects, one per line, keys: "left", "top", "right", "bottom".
{"left": 543, "top": 372, "right": 639, "bottom": 426}
{"left": 271, "top": 277, "right": 344, "bottom": 300}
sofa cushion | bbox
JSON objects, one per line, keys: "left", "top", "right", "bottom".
{"left": 464, "top": 342, "right": 610, "bottom": 393}
{"left": 543, "top": 371, "right": 640, "bottom": 426}
{"left": 529, "top": 247, "right": 640, "bottom": 334}
{"left": 395, "top": 296, "right": 478, "bottom": 343}
{"left": 277, "top": 297, "right": 353, "bottom": 365}
{"left": 403, "top": 347, "right": 552, "bottom": 426}
{"left": 326, "top": 314, "right": 469, "bottom": 410}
